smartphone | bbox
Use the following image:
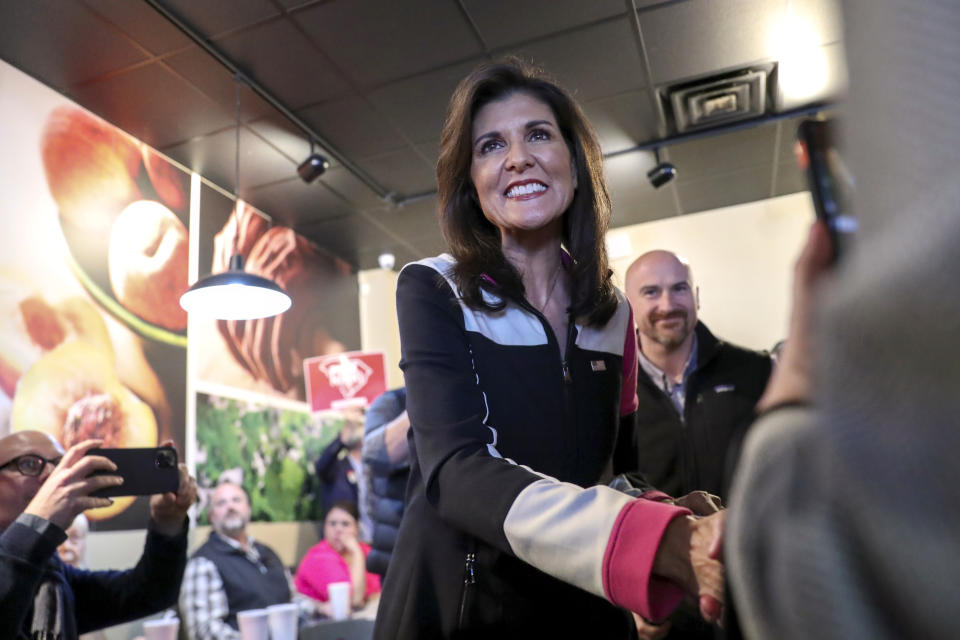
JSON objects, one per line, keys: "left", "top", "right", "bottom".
{"left": 796, "top": 118, "right": 857, "bottom": 262}
{"left": 87, "top": 447, "right": 180, "bottom": 498}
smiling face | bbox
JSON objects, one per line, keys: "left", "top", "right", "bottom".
{"left": 625, "top": 251, "right": 699, "bottom": 353}
{"left": 469, "top": 92, "right": 576, "bottom": 243}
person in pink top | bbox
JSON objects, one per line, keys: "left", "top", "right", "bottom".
{"left": 295, "top": 501, "right": 381, "bottom": 615}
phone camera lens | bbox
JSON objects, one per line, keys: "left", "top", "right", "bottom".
{"left": 155, "top": 449, "right": 176, "bottom": 469}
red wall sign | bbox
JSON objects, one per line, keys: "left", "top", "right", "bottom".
{"left": 303, "top": 351, "right": 387, "bottom": 412}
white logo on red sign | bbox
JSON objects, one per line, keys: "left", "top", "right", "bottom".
{"left": 317, "top": 354, "right": 374, "bottom": 399}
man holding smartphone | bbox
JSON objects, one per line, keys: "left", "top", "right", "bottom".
{"left": 0, "top": 430, "right": 198, "bottom": 640}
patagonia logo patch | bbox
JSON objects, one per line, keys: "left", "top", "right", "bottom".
{"left": 590, "top": 360, "right": 607, "bottom": 372}
{"left": 714, "top": 384, "right": 735, "bottom": 393}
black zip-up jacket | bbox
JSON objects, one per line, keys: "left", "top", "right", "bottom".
{"left": 373, "top": 256, "right": 689, "bottom": 640}
{"left": 633, "top": 322, "right": 772, "bottom": 501}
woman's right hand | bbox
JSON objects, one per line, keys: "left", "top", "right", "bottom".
{"left": 651, "top": 512, "right": 725, "bottom": 625}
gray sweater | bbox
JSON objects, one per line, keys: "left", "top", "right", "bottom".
{"left": 726, "top": 1, "right": 960, "bottom": 638}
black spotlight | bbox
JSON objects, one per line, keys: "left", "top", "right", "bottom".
{"left": 298, "top": 140, "right": 329, "bottom": 183}
{"left": 647, "top": 148, "right": 677, "bottom": 188}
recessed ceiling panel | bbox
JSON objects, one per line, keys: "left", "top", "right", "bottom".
{"left": 0, "top": 1, "right": 148, "bottom": 90}
{"left": 582, "top": 90, "right": 659, "bottom": 153}
{"left": 85, "top": 0, "right": 193, "bottom": 55}
{"left": 355, "top": 148, "right": 438, "bottom": 197}
{"left": 298, "top": 212, "right": 404, "bottom": 267}
{"left": 676, "top": 165, "right": 773, "bottom": 214}
{"left": 161, "top": 126, "right": 300, "bottom": 193}
{"left": 69, "top": 61, "right": 234, "bottom": 149}
{"left": 297, "top": 95, "right": 408, "bottom": 160}
{"left": 247, "top": 178, "right": 353, "bottom": 228}
{"left": 320, "top": 165, "right": 388, "bottom": 211}
{"left": 163, "top": 48, "right": 276, "bottom": 125}
{"left": 772, "top": 160, "right": 807, "bottom": 197}
{"left": 160, "top": 0, "right": 281, "bottom": 37}
{"left": 216, "top": 19, "right": 349, "bottom": 109}
{"left": 667, "top": 123, "right": 778, "bottom": 182}
{"left": 366, "top": 59, "right": 483, "bottom": 145}
{"left": 639, "top": 0, "right": 786, "bottom": 85}
{"left": 502, "top": 17, "right": 647, "bottom": 102}
{"left": 464, "top": 0, "right": 625, "bottom": 49}
{"left": 293, "top": 0, "right": 483, "bottom": 89}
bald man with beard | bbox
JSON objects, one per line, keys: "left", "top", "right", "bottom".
{"left": 623, "top": 251, "right": 771, "bottom": 639}
{"left": 624, "top": 251, "right": 772, "bottom": 503}
{"left": 0, "top": 430, "right": 196, "bottom": 640}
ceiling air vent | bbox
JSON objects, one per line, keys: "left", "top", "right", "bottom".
{"left": 667, "top": 67, "right": 770, "bottom": 134}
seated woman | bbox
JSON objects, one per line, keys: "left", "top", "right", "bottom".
{"left": 294, "top": 501, "right": 381, "bottom": 615}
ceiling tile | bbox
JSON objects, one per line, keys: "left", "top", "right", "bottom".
{"left": 355, "top": 148, "right": 437, "bottom": 197}
{"left": 216, "top": 18, "right": 349, "bottom": 110}
{"left": 676, "top": 165, "right": 773, "bottom": 214}
{"left": 160, "top": 0, "right": 281, "bottom": 37}
{"left": 0, "top": 0, "right": 148, "bottom": 91}
{"left": 502, "top": 17, "right": 647, "bottom": 102}
{"left": 776, "top": 41, "right": 848, "bottom": 110}
{"left": 297, "top": 95, "right": 407, "bottom": 160}
{"left": 84, "top": 0, "right": 193, "bottom": 55}
{"left": 366, "top": 59, "right": 483, "bottom": 145}
{"left": 369, "top": 195, "right": 440, "bottom": 243}
{"left": 413, "top": 141, "right": 441, "bottom": 177}
{"left": 464, "top": 0, "right": 625, "bottom": 49}
{"left": 293, "top": 0, "right": 483, "bottom": 89}
{"left": 162, "top": 48, "right": 276, "bottom": 124}
{"left": 161, "top": 126, "right": 299, "bottom": 193}
{"left": 604, "top": 151, "right": 681, "bottom": 227}
{"left": 772, "top": 159, "right": 807, "bottom": 197}
{"left": 297, "top": 212, "right": 403, "bottom": 267}
{"left": 246, "top": 178, "right": 353, "bottom": 230}
{"left": 583, "top": 90, "right": 659, "bottom": 153}
{"left": 246, "top": 112, "right": 355, "bottom": 175}
{"left": 639, "top": 0, "right": 786, "bottom": 85}
{"left": 319, "top": 166, "right": 386, "bottom": 211}
{"left": 790, "top": 0, "right": 845, "bottom": 45}
{"left": 668, "top": 123, "right": 778, "bottom": 182}
{"left": 69, "top": 62, "right": 234, "bottom": 148}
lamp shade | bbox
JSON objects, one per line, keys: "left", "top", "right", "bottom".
{"left": 179, "top": 254, "right": 292, "bottom": 320}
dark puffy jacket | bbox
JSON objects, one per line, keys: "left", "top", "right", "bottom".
{"left": 362, "top": 387, "right": 408, "bottom": 577}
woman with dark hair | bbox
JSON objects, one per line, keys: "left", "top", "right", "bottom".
{"left": 374, "top": 60, "right": 723, "bottom": 639}
{"left": 294, "top": 501, "right": 381, "bottom": 615}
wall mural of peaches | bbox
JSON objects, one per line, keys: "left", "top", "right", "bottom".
{"left": 0, "top": 60, "right": 361, "bottom": 529}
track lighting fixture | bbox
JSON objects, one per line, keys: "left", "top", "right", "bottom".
{"left": 298, "top": 140, "right": 329, "bottom": 183}
{"left": 647, "top": 148, "right": 677, "bottom": 188}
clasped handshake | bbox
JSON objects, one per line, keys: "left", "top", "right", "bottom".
{"left": 656, "top": 491, "right": 726, "bottom": 627}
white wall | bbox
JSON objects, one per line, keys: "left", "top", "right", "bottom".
{"left": 608, "top": 192, "right": 813, "bottom": 351}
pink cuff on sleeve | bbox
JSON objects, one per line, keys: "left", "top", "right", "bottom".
{"left": 602, "top": 498, "right": 690, "bottom": 621}
{"left": 639, "top": 490, "right": 673, "bottom": 502}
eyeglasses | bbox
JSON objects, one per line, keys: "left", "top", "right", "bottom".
{"left": 0, "top": 454, "right": 62, "bottom": 477}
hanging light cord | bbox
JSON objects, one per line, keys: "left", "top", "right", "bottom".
{"left": 233, "top": 73, "right": 242, "bottom": 260}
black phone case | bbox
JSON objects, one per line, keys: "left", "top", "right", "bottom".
{"left": 87, "top": 447, "right": 180, "bottom": 498}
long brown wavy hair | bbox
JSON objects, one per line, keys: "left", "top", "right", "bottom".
{"left": 436, "top": 59, "right": 617, "bottom": 326}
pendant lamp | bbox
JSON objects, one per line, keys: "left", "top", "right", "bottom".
{"left": 180, "top": 75, "right": 292, "bottom": 320}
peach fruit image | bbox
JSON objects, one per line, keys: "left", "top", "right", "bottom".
{"left": 11, "top": 340, "right": 158, "bottom": 520}
{"left": 40, "top": 106, "right": 142, "bottom": 234}
{"left": 108, "top": 200, "right": 189, "bottom": 331}
{"left": 0, "top": 290, "right": 112, "bottom": 398}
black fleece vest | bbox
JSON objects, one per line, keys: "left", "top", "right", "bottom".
{"left": 192, "top": 533, "right": 290, "bottom": 629}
